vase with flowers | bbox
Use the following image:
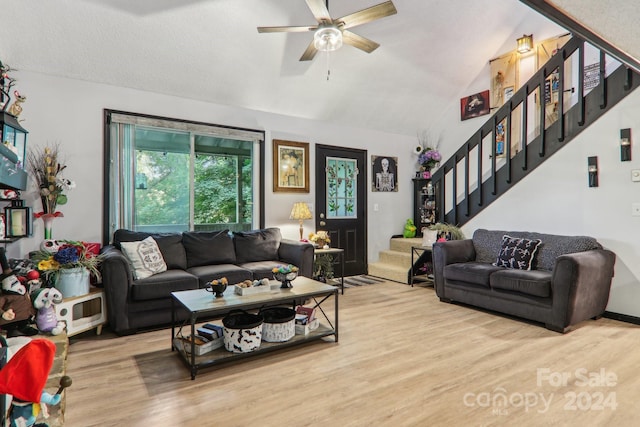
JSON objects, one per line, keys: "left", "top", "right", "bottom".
{"left": 414, "top": 131, "right": 442, "bottom": 179}
{"left": 27, "top": 144, "right": 75, "bottom": 239}
{"left": 31, "top": 240, "right": 102, "bottom": 297}
{"left": 308, "top": 231, "right": 330, "bottom": 249}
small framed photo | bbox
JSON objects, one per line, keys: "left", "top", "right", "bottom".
{"left": 273, "top": 140, "right": 309, "bottom": 193}
{"left": 460, "top": 90, "right": 490, "bottom": 121}
{"left": 371, "top": 155, "right": 398, "bottom": 192}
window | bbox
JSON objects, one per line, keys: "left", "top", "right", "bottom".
{"left": 103, "top": 111, "right": 265, "bottom": 243}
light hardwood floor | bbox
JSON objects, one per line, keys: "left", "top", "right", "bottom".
{"left": 65, "top": 282, "right": 640, "bottom": 426}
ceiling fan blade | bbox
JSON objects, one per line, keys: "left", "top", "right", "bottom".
{"left": 258, "top": 25, "right": 316, "bottom": 33}
{"left": 342, "top": 30, "right": 380, "bottom": 53}
{"left": 338, "top": 1, "right": 397, "bottom": 29}
{"left": 305, "top": 0, "right": 331, "bottom": 23}
{"left": 300, "top": 40, "right": 319, "bottom": 61}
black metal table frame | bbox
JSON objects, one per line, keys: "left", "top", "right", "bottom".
{"left": 410, "top": 245, "right": 434, "bottom": 287}
{"left": 171, "top": 282, "right": 339, "bottom": 379}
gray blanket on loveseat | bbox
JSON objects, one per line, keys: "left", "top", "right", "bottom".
{"left": 432, "top": 229, "right": 616, "bottom": 333}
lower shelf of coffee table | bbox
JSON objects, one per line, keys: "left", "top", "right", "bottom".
{"left": 173, "top": 324, "right": 335, "bottom": 369}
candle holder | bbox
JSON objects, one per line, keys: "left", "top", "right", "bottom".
{"left": 4, "top": 199, "right": 33, "bottom": 237}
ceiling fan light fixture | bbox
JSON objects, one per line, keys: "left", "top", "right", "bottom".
{"left": 314, "top": 26, "right": 343, "bottom": 52}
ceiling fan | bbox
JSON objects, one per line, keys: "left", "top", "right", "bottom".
{"left": 257, "top": 0, "right": 397, "bottom": 61}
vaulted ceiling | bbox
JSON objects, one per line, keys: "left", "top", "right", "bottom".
{"left": 2, "top": 0, "right": 565, "bottom": 136}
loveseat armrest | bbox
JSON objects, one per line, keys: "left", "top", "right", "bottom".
{"left": 549, "top": 249, "right": 616, "bottom": 331}
{"left": 278, "top": 239, "right": 314, "bottom": 278}
{"left": 100, "top": 245, "right": 134, "bottom": 333}
{"left": 432, "top": 239, "right": 476, "bottom": 298}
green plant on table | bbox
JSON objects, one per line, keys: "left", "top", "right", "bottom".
{"left": 430, "top": 222, "right": 465, "bottom": 240}
{"left": 313, "top": 254, "right": 335, "bottom": 282}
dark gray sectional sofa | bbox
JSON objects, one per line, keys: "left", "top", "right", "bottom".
{"left": 433, "top": 229, "right": 616, "bottom": 333}
{"left": 100, "top": 227, "right": 314, "bottom": 335}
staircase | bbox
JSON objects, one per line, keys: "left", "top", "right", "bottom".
{"left": 431, "top": 35, "right": 640, "bottom": 227}
{"left": 368, "top": 237, "right": 422, "bottom": 283}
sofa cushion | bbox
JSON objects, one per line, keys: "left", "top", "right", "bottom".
{"left": 443, "top": 262, "right": 503, "bottom": 287}
{"left": 233, "top": 228, "right": 282, "bottom": 264}
{"left": 120, "top": 237, "right": 168, "bottom": 280}
{"left": 182, "top": 230, "right": 236, "bottom": 268}
{"left": 493, "top": 235, "right": 542, "bottom": 270}
{"left": 238, "top": 260, "right": 287, "bottom": 281}
{"left": 187, "top": 264, "right": 253, "bottom": 288}
{"left": 130, "top": 270, "right": 199, "bottom": 301}
{"left": 490, "top": 269, "right": 552, "bottom": 298}
{"left": 473, "top": 229, "right": 602, "bottom": 271}
{"left": 113, "top": 229, "right": 187, "bottom": 270}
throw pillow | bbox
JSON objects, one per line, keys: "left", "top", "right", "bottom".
{"left": 113, "top": 230, "right": 187, "bottom": 270}
{"left": 120, "top": 236, "right": 168, "bottom": 280}
{"left": 493, "top": 235, "right": 542, "bottom": 270}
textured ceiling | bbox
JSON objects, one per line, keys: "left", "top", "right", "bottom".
{"left": 1, "top": 0, "right": 564, "bottom": 136}
{"left": 548, "top": 0, "right": 640, "bottom": 68}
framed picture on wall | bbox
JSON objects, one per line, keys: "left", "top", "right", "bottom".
{"left": 460, "top": 90, "right": 490, "bottom": 121}
{"left": 371, "top": 155, "right": 398, "bottom": 192}
{"left": 273, "top": 139, "right": 309, "bottom": 193}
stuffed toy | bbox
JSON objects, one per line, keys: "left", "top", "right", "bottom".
{"left": 0, "top": 249, "right": 38, "bottom": 337}
{"left": 403, "top": 219, "right": 417, "bottom": 238}
{"left": 31, "top": 288, "right": 65, "bottom": 335}
{"left": 0, "top": 338, "right": 71, "bottom": 427}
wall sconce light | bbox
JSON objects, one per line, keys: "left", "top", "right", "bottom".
{"left": 588, "top": 156, "right": 598, "bottom": 188}
{"left": 517, "top": 34, "right": 533, "bottom": 53}
{"left": 4, "top": 199, "right": 32, "bottom": 237}
{"left": 620, "top": 128, "right": 632, "bottom": 162}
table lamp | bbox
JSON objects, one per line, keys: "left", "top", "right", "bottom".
{"left": 289, "top": 202, "right": 312, "bottom": 240}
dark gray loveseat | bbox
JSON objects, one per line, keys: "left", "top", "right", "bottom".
{"left": 100, "top": 228, "right": 314, "bottom": 335}
{"left": 433, "top": 229, "right": 616, "bottom": 333}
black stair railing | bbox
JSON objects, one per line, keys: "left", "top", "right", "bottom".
{"left": 431, "top": 35, "right": 640, "bottom": 227}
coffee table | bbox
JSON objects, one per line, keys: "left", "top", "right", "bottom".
{"left": 171, "top": 277, "right": 339, "bottom": 379}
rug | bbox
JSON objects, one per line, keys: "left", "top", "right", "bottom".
{"left": 342, "top": 275, "right": 387, "bottom": 287}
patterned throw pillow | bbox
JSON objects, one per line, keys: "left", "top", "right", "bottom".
{"left": 120, "top": 236, "right": 168, "bottom": 280}
{"left": 493, "top": 235, "right": 542, "bottom": 270}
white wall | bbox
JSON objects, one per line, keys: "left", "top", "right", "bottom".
{"left": 462, "top": 88, "right": 640, "bottom": 317}
{"left": 9, "top": 70, "right": 416, "bottom": 263}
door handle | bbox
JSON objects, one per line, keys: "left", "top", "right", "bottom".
{"left": 320, "top": 221, "right": 326, "bottom": 226}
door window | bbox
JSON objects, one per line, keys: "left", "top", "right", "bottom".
{"left": 325, "top": 157, "right": 358, "bottom": 219}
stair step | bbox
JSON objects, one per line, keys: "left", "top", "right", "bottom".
{"left": 368, "top": 262, "right": 408, "bottom": 284}
{"left": 389, "top": 237, "right": 423, "bottom": 253}
{"left": 378, "top": 249, "right": 412, "bottom": 266}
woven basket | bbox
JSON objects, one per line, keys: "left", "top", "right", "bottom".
{"left": 222, "top": 310, "right": 263, "bottom": 353}
{"left": 261, "top": 307, "right": 296, "bottom": 342}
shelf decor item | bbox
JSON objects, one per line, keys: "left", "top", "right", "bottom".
{"left": 4, "top": 199, "right": 33, "bottom": 238}
{"left": 27, "top": 144, "right": 75, "bottom": 239}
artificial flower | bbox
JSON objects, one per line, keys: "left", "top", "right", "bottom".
{"left": 27, "top": 144, "right": 75, "bottom": 215}
{"left": 31, "top": 240, "right": 103, "bottom": 284}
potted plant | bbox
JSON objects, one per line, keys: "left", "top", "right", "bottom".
{"left": 31, "top": 241, "right": 102, "bottom": 298}
{"left": 430, "top": 222, "right": 465, "bottom": 241}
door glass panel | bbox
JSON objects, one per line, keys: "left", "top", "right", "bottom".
{"left": 325, "top": 157, "right": 358, "bottom": 219}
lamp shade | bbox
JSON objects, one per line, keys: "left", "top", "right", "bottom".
{"left": 290, "top": 202, "right": 312, "bottom": 220}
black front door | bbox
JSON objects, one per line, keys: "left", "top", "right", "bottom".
{"left": 315, "top": 145, "right": 367, "bottom": 276}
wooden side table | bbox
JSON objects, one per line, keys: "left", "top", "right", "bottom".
{"left": 314, "top": 247, "right": 345, "bottom": 294}
{"left": 55, "top": 287, "right": 107, "bottom": 336}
